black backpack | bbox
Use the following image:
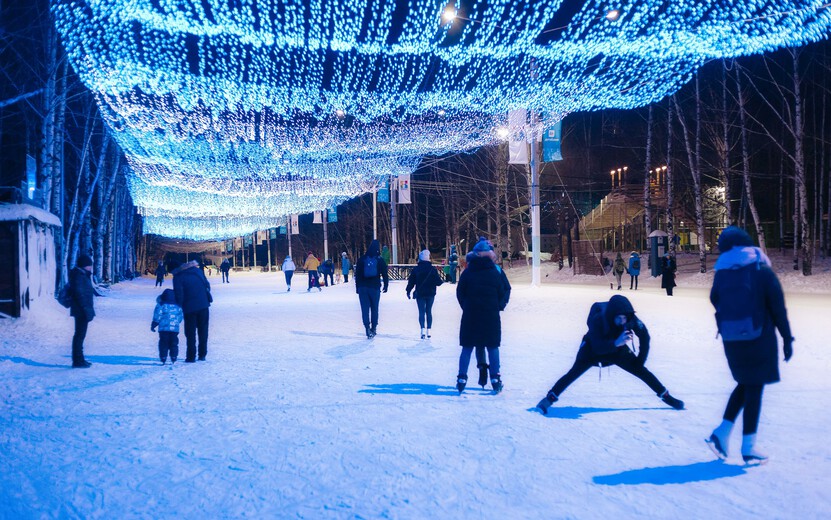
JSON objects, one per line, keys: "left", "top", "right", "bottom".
{"left": 713, "top": 265, "right": 763, "bottom": 341}
{"left": 363, "top": 256, "right": 378, "bottom": 277}
{"left": 632, "top": 258, "right": 640, "bottom": 270}
{"left": 58, "top": 284, "right": 72, "bottom": 308}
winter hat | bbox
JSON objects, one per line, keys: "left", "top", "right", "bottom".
{"left": 472, "top": 237, "right": 494, "bottom": 253}
{"left": 606, "top": 295, "right": 635, "bottom": 321}
{"left": 718, "top": 226, "right": 754, "bottom": 253}
{"left": 418, "top": 249, "right": 431, "bottom": 261}
{"left": 367, "top": 239, "right": 380, "bottom": 257}
{"left": 76, "top": 254, "right": 93, "bottom": 268}
{"left": 341, "top": 252, "right": 347, "bottom": 257}
{"left": 159, "top": 289, "right": 176, "bottom": 304}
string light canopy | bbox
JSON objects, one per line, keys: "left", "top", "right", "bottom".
{"left": 51, "top": 0, "right": 831, "bottom": 239}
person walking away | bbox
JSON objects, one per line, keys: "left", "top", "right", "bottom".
{"left": 535, "top": 294, "right": 684, "bottom": 414}
{"left": 628, "top": 251, "right": 641, "bottom": 290}
{"left": 282, "top": 255, "right": 296, "bottom": 291}
{"left": 406, "top": 249, "right": 444, "bottom": 339}
{"left": 173, "top": 260, "right": 212, "bottom": 362}
{"left": 448, "top": 244, "right": 459, "bottom": 283}
{"left": 341, "top": 252, "right": 352, "bottom": 283}
{"left": 151, "top": 288, "right": 184, "bottom": 364}
{"left": 303, "top": 252, "right": 322, "bottom": 292}
{"left": 661, "top": 253, "right": 676, "bottom": 296}
{"left": 220, "top": 258, "right": 231, "bottom": 283}
{"left": 455, "top": 238, "right": 511, "bottom": 394}
{"left": 613, "top": 252, "right": 626, "bottom": 290}
{"left": 69, "top": 254, "right": 96, "bottom": 368}
{"left": 355, "top": 239, "right": 389, "bottom": 338}
{"left": 322, "top": 258, "right": 335, "bottom": 286}
{"left": 706, "top": 226, "right": 793, "bottom": 465}
{"left": 381, "top": 244, "right": 391, "bottom": 265}
{"left": 155, "top": 260, "right": 166, "bottom": 287}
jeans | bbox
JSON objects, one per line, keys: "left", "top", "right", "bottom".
{"left": 155, "top": 276, "right": 164, "bottom": 287}
{"left": 723, "top": 384, "right": 764, "bottom": 435}
{"left": 324, "top": 272, "right": 334, "bottom": 286}
{"left": 357, "top": 286, "right": 381, "bottom": 328}
{"left": 459, "top": 346, "right": 500, "bottom": 379}
{"left": 72, "top": 315, "right": 89, "bottom": 365}
{"left": 184, "top": 308, "right": 210, "bottom": 361}
{"left": 550, "top": 346, "right": 665, "bottom": 397}
{"left": 222, "top": 271, "right": 229, "bottom": 283}
{"left": 158, "top": 331, "right": 179, "bottom": 362}
{"left": 284, "top": 271, "right": 294, "bottom": 287}
{"left": 416, "top": 295, "right": 435, "bottom": 328}
{"left": 629, "top": 275, "right": 638, "bottom": 289}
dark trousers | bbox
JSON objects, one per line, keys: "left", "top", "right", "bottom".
{"left": 416, "top": 295, "right": 435, "bottom": 328}
{"left": 666, "top": 286, "right": 673, "bottom": 296}
{"left": 222, "top": 271, "right": 229, "bottom": 283}
{"left": 72, "top": 315, "right": 89, "bottom": 365}
{"left": 184, "top": 308, "right": 210, "bottom": 361}
{"left": 629, "top": 275, "right": 638, "bottom": 289}
{"left": 158, "top": 331, "right": 179, "bottom": 362}
{"left": 308, "top": 271, "right": 321, "bottom": 289}
{"left": 724, "top": 383, "right": 764, "bottom": 435}
{"left": 459, "top": 346, "right": 500, "bottom": 379}
{"left": 449, "top": 264, "right": 458, "bottom": 283}
{"left": 343, "top": 272, "right": 349, "bottom": 283}
{"left": 324, "top": 272, "right": 334, "bottom": 286}
{"left": 285, "top": 270, "right": 294, "bottom": 287}
{"left": 155, "top": 276, "right": 164, "bottom": 287}
{"left": 358, "top": 286, "right": 381, "bottom": 328}
{"left": 550, "top": 346, "right": 666, "bottom": 397}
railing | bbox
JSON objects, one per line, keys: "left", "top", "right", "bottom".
{"left": 386, "top": 264, "right": 446, "bottom": 281}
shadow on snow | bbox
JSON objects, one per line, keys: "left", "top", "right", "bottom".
{"left": 0, "top": 356, "right": 67, "bottom": 369}
{"left": 531, "top": 406, "right": 667, "bottom": 419}
{"left": 593, "top": 460, "right": 746, "bottom": 485}
{"left": 359, "top": 383, "right": 460, "bottom": 396}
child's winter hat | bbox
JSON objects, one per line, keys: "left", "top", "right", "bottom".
{"left": 159, "top": 288, "right": 176, "bottom": 304}
{"left": 472, "top": 237, "right": 494, "bottom": 253}
{"left": 418, "top": 249, "right": 431, "bottom": 261}
{"left": 718, "top": 226, "right": 754, "bottom": 253}
{"left": 341, "top": 252, "right": 347, "bottom": 256}
{"left": 76, "top": 254, "right": 93, "bottom": 268}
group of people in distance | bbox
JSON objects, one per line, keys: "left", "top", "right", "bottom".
{"left": 66, "top": 226, "right": 791, "bottom": 465}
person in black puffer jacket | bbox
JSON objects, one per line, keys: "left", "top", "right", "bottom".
{"left": 69, "top": 254, "right": 96, "bottom": 368}
{"left": 172, "top": 260, "right": 212, "bottom": 362}
{"left": 535, "top": 294, "right": 684, "bottom": 414}
{"left": 706, "top": 226, "right": 793, "bottom": 465}
{"left": 405, "top": 249, "right": 444, "bottom": 339}
{"left": 455, "top": 238, "right": 511, "bottom": 394}
{"left": 354, "top": 239, "right": 389, "bottom": 338}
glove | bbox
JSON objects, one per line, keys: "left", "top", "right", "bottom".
{"left": 151, "top": 321, "right": 158, "bottom": 332}
{"left": 406, "top": 292, "right": 411, "bottom": 299}
{"left": 784, "top": 338, "right": 793, "bottom": 362}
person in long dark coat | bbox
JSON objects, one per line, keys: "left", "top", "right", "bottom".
{"left": 220, "top": 258, "right": 231, "bottom": 283}
{"left": 661, "top": 253, "right": 676, "bottom": 295}
{"left": 155, "top": 260, "right": 166, "bottom": 287}
{"left": 535, "top": 294, "right": 684, "bottom": 414}
{"left": 707, "top": 226, "right": 793, "bottom": 465}
{"left": 455, "top": 238, "right": 511, "bottom": 393}
{"left": 173, "top": 260, "right": 212, "bottom": 362}
{"left": 69, "top": 254, "right": 96, "bottom": 368}
{"left": 354, "top": 240, "right": 389, "bottom": 338}
{"left": 405, "top": 249, "right": 444, "bottom": 339}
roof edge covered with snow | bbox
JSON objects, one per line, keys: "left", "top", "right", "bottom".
{"left": 0, "top": 203, "right": 61, "bottom": 227}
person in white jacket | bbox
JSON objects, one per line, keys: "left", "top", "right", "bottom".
{"left": 281, "top": 256, "right": 296, "bottom": 292}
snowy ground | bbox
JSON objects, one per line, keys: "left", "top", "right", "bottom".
{"left": 2, "top": 260, "right": 830, "bottom": 519}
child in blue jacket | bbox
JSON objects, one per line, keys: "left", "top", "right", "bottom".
{"left": 151, "top": 289, "right": 184, "bottom": 364}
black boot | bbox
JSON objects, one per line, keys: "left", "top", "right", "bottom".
{"left": 477, "top": 363, "right": 489, "bottom": 388}
{"left": 456, "top": 375, "right": 467, "bottom": 393}
{"left": 491, "top": 376, "right": 503, "bottom": 394}
{"left": 660, "top": 390, "right": 684, "bottom": 410}
{"left": 536, "top": 390, "right": 558, "bottom": 414}
{"left": 365, "top": 326, "right": 373, "bottom": 339}
{"left": 370, "top": 326, "right": 377, "bottom": 337}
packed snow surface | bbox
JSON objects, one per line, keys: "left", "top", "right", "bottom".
{"left": 2, "top": 260, "right": 830, "bottom": 518}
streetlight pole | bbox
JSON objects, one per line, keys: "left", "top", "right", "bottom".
{"left": 529, "top": 111, "right": 541, "bottom": 287}
{"left": 391, "top": 176, "right": 399, "bottom": 264}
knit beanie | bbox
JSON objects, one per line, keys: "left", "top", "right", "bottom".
{"left": 418, "top": 249, "right": 430, "bottom": 261}
{"left": 717, "top": 226, "right": 754, "bottom": 253}
{"left": 76, "top": 254, "right": 93, "bottom": 268}
{"left": 472, "top": 237, "right": 493, "bottom": 253}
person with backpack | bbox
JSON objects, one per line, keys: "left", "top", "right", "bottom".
{"left": 303, "top": 252, "right": 322, "bottom": 292}
{"left": 321, "top": 258, "right": 335, "bottom": 287}
{"left": 354, "top": 240, "right": 389, "bottom": 338}
{"left": 613, "top": 252, "right": 626, "bottom": 290}
{"left": 628, "top": 251, "right": 641, "bottom": 290}
{"left": 341, "top": 252, "right": 352, "bottom": 283}
{"left": 281, "top": 255, "right": 296, "bottom": 291}
{"left": 706, "top": 226, "right": 793, "bottom": 465}
{"left": 661, "top": 253, "right": 676, "bottom": 296}
{"left": 455, "top": 238, "right": 511, "bottom": 394}
{"left": 405, "top": 249, "right": 444, "bottom": 339}
{"left": 151, "top": 288, "right": 184, "bottom": 364}
{"left": 220, "top": 258, "right": 231, "bottom": 283}
{"left": 69, "top": 254, "right": 96, "bottom": 368}
{"left": 155, "top": 260, "right": 166, "bottom": 287}
{"left": 535, "top": 294, "right": 684, "bottom": 414}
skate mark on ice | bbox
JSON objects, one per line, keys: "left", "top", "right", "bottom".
{"left": 398, "top": 342, "right": 438, "bottom": 356}
{"left": 358, "top": 383, "right": 459, "bottom": 396}
{"left": 325, "top": 341, "right": 374, "bottom": 359}
{"left": 536, "top": 406, "right": 665, "bottom": 419}
{"left": 291, "top": 330, "right": 365, "bottom": 340}
{"left": 85, "top": 355, "right": 159, "bottom": 366}
{"left": 593, "top": 460, "right": 746, "bottom": 485}
{"left": 0, "top": 356, "right": 66, "bottom": 369}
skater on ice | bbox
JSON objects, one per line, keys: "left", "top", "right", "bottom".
{"left": 455, "top": 238, "right": 511, "bottom": 394}
{"left": 628, "top": 251, "right": 641, "bottom": 290}
{"left": 151, "top": 289, "right": 184, "bottom": 365}
{"left": 282, "top": 255, "right": 295, "bottom": 291}
{"left": 536, "top": 294, "right": 684, "bottom": 414}
{"left": 707, "top": 226, "right": 794, "bottom": 465}
{"left": 69, "top": 253, "right": 96, "bottom": 368}
{"left": 340, "top": 252, "right": 352, "bottom": 284}
{"left": 354, "top": 239, "right": 389, "bottom": 338}
{"left": 303, "top": 251, "right": 322, "bottom": 292}
{"left": 220, "top": 258, "right": 231, "bottom": 283}
{"left": 405, "top": 249, "right": 444, "bottom": 339}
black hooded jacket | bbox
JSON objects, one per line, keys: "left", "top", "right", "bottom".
{"left": 173, "top": 261, "right": 212, "bottom": 313}
{"left": 355, "top": 240, "right": 389, "bottom": 292}
{"left": 405, "top": 260, "right": 443, "bottom": 298}
{"left": 584, "top": 295, "right": 650, "bottom": 362}
{"left": 69, "top": 267, "right": 95, "bottom": 321}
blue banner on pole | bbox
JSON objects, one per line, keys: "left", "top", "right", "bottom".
{"left": 327, "top": 208, "right": 338, "bottom": 223}
{"left": 543, "top": 121, "right": 563, "bottom": 162}
{"left": 269, "top": 228, "right": 277, "bottom": 239}
{"left": 226, "top": 241, "right": 233, "bottom": 252}
{"left": 278, "top": 226, "right": 287, "bottom": 235}
{"left": 244, "top": 235, "right": 252, "bottom": 247}
{"left": 377, "top": 178, "right": 390, "bottom": 203}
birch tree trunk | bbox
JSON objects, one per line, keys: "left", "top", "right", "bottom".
{"left": 792, "top": 50, "right": 811, "bottom": 275}
{"left": 735, "top": 67, "right": 767, "bottom": 252}
{"left": 643, "top": 105, "right": 653, "bottom": 242}
{"left": 666, "top": 100, "right": 676, "bottom": 256}
{"left": 673, "top": 92, "right": 707, "bottom": 273}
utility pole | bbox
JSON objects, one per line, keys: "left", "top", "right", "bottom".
{"left": 372, "top": 183, "right": 378, "bottom": 239}
{"left": 253, "top": 232, "right": 258, "bottom": 269}
{"left": 287, "top": 217, "right": 293, "bottom": 260}
{"left": 323, "top": 210, "right": 329, "bottom": 261}
{"left": 391, "top": 176, "right": 398, "bottom": 264}
{"left": 529, "top": 111, "right": 541, "bottom": 287}
{"left": 266, "top": 229, "right": 271, "bottom": 271}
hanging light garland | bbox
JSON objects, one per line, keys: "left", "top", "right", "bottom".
{"left": 50, "top": 0, "right": 831, "bottom": 239}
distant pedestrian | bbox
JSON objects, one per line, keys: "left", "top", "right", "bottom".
{"left": 322, "top": 258, "right": 335, "bottom": 287}
{"left": 282, "top": 255, "right": 296, "bottom": 291}
{"left": 151, "top": 288, "right": 183, "bottom": 365}
{"left": 661, "top": 253, "right": 676, "bottom": 296}
{"left": 173, "top": 260, "right": 212, "bottom": 362}
{"left": 69, "top": 254, "right": 96, "bottom": 368}
{"left": 448, "top": 244, "right": 459, "bottom": 283}
{"left": 220, "top": 258, "right": 231, "bottom": 283}
{"left": 341, "top": 252, "right": 352, "bottom": 283}
{"left": 613, "top": 252, "right": 626, "bottom": 290}
{"left": 405, "top": 249, "right": 444, "bottom": 339}
{"left": 706, "top": 226, "right": 793, "bottom": 465}
{"left": 455, "top": 237, "right": 511, "bottom": 394}
{"left": 628, "top": 251, "right": 641, "bottom": 290}
{"left": 381, "top": 244, "right": 391, "bottom": 265}
{"left": 535, "top": 295, "right": 684, "bottom": 414}
{"left": 355, "top": 239, "right": 389, "bottom": 338}
{"left": 155, "top": 260, "right": 166, "bottom": 287}
{"left": 303, "top": 252, "right": 322, "bottom": 292}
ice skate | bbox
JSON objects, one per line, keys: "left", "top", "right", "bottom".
{"left": 536, "top": 391, "right": 558, "bottom": 415}
{"left": 426, "top": 328, "right": 431, "bottom": 338}
{"left": 456, "top": 375, "right": 467, "bottom": 393}
{"left": 421, "top": 328, "right": 426, "bottom": 340}
{"left": 491, "top": 376, "right": 503, "bottom": 394}
{"left": 660, "top": 390, "right": 684, "bottom": 410}
{"left": 741, "top": 434, "right": 768, "bottom": 465}
{"left": 706, "top": 433, "right": 728, "bottom": 460}
{"left": 477, "top": 364, "right": 489, "bottom": 388}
